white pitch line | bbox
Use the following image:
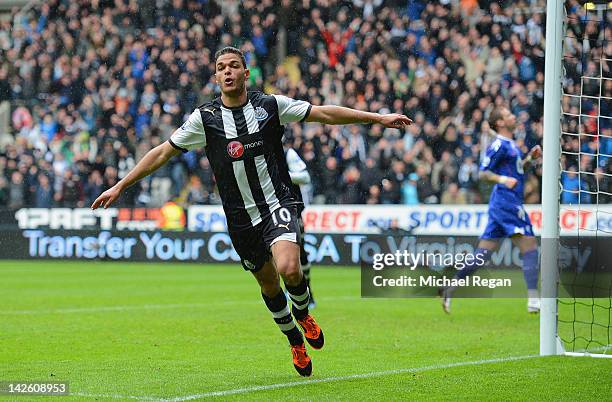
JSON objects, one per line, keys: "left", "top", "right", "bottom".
{"left": 0, "top": 296, "right": 357, "bottom": 315}
{"left": 68, "top": 354, "right": 539, "bottom": 401}
{"left": 162, "top": 354, "right": 539, "bottom": 401}
{"left": 71, "top": 393, "right": 161, "bottom": 401}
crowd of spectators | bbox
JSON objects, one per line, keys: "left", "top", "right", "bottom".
{"left": 0, "top": 0, "right": 609, "bottom": 210}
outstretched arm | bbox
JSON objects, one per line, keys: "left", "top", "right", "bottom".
{"left": 91, "top": 141, "right": 180, "bottom": 209}
{"left": 305, "top": 105, "right": 412, "bottom": 128}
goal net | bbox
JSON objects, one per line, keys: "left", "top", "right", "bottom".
{"left": 542, "top": 0, "right": 611, "bottom": 357}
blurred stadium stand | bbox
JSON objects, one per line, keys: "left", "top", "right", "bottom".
{"left": 0, "top": 0, "right": 608, "bottom": 210}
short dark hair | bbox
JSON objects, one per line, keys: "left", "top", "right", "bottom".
{"left": 214, "top": 46, "right": 247, "bottom": 68}
{"left": 488, "top": 106, "right": 505, "bottom": 130}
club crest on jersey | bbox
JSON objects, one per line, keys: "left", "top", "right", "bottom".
{"left": 227, "top": 141, "right": 244, "bottom": 159}
{"left": 243, "top": 259, "right": 256, "bottom": 270}
{"left": 254, "top": 106, "right": 268, "bottom": 121}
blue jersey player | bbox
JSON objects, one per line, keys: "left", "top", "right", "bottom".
{"left": 442, "top": 107, "right": 542, "bottom": 314}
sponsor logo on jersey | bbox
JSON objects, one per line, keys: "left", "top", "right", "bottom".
{"left": 243, "top": 140, "right": 263, "bottom": 150}
{"left": 254, "top": 106, "right": 268, "bottom": 121}
{"left": 227, "top": 141, "right": 244, "bottom": 158}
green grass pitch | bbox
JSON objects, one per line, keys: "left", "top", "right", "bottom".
{"left": 1, "top": 260, "right": 609, "bottom": 401}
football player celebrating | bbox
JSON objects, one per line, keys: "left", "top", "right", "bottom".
{"left": 92, "top": 47, "right": 412, "bottom": 376}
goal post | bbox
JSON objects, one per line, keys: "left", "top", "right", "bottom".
{"left": 541, "top": 0, "right": 612, "bottom": 358}
{"left": 540, "top": 0, "right": 564, "bottom": 357}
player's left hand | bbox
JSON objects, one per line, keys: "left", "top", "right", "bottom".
{"left": 378, "top": 114, "right": 413, "bottom": 129}
{"left": 529, "top": 145, "right": 542, "bottom": 160}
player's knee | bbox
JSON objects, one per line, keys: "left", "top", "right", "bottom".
{"left": 521, "top": 237, "right": 538, "bottom": 254}
{"left": 276, "top": 258, "right": 301, "bottom": 285}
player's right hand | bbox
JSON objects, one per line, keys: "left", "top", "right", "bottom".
{"left": 503, "top": 177, "right": 518, "bottom": 189}
{"left": 91, "top": 186, "right": 122, "bottom": 209}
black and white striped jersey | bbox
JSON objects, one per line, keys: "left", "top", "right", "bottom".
{"left": 169, "top": 91, "right": 312, "bottom": 231}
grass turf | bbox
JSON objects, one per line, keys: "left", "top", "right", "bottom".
{"left": 0, "top": 260, "right": 609, "bottom": 401}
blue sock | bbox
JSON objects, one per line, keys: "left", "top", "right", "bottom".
{"left": 456, "top": 248, "right": 491, "bottom": 280}
{"left": 522, "top": 249, "right": 539, "bottom": 290}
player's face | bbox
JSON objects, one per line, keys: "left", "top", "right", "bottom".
{"left": 503, "top": 108, "right": 517, "bottom": 131}
{"left": 215, "top": 53, "right": 249, "bottom": 97}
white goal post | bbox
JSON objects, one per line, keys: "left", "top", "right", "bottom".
{"left": 540, "top": 0, "right": 564, "bottom": 357}
{"left": 540, "top": 0, "right": 612, "bottom": 358}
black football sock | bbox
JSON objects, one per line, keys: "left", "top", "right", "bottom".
{"left": 302, "top": 265, "right": 314, "bottom": 301}
{"left": 262, "top": 290, "right": 303, "bottom": 346}
{"left": 301, "top": 263, "right": 311, "bottom": 284}
{"left": 285, "top": 276, "right": 310, "bottom": 321}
